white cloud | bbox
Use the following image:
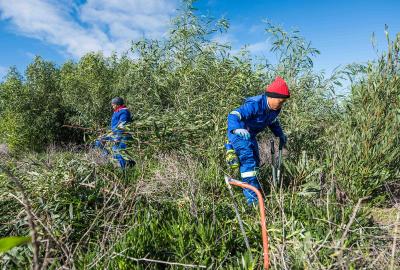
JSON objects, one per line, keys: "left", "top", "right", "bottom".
{"left": 245, "top": 39, "right": 270, "bottom": 55}
{"left": 0, "top": 0, "right": 177, "bottom": 58}
{"left": 211, "top": 33, "right": 237, "bottom": 45}
{"left": 249, "top": 23, "right": 265, "bottom": 34}
{"left": 211, "top": 21, "right": 270, "bottom": 56}
{"left": 80, "top": 0, "right": 176, "bottom": 41}
{"left": 0, "top": 0, "right": 111, "bottom": 57}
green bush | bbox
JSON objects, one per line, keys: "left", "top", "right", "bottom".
{"left": 328, "top": 33, "right": 400, "bottom": 202}
{"left": 60, "top": 53, "right": 117, "bottom": 129}
{"left": 0, "top": 58, "right": 64, "bottom": 152}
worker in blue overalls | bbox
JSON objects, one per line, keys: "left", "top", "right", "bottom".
{"left": 227, "top": 77, "right": 290, "bottom": 204}
{"left": 95, "top": 97, "right": 135, "bottom": 169}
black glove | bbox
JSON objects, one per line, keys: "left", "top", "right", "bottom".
{"left": 279, "top": 134, "right": 287, "bottom": 148}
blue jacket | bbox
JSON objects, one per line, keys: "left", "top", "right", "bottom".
{"left": 111, "top": 106, "right": 132, "bottom": 139}
{"left": 227, "top": 94, "right": 284, "bottom": 142}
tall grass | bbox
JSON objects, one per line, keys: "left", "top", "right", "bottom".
{"left": 1, "top": 149, "right": 397, "bottom": 269}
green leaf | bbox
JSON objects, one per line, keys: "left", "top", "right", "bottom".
{"left": 0, "top": 236, "right": 31, "bottom": 253}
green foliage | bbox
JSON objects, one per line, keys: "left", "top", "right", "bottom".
{"left": 0, "top": 68, "right": 29, "bottom": 151}
{"left": 328, "top": 32, "right": 400, "bottom": 201}
{"left": 0, "top": 57, "right": 64, "bottom": 151}
{"left": 0, "top": 111, "right": 28, "bottom": 152}
{"left": 60, "top": 53, "right": 116, "bottom": 129}
{"left": 0, "top": 236, "right": 31, "bottom": 253}
{"left": 1, "top": 150, "right": 391, "bottom": 269}
{"left": 265, "top": 23, "right": 341, "bottom": 157}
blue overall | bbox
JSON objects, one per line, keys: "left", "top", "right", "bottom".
{"left": 227, "top": 94, "right": 284, "bottom": 204}
{"left": 95, "top": 107, "right": 134, "bottom": 169}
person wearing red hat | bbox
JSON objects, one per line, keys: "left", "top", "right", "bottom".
{"left": 226, "top": 76, "right": 290, "bottom": 204}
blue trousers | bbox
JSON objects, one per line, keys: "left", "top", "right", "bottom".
{"left": 95, "top": 136, "right": 134, "bottom": 169}
{"left": 230, "top": 136, "right": 261, "bottom": 204}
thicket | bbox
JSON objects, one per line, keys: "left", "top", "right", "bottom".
{"left": 327, "top": 32, "right": 400, "bottom": 202}
{"left": 0, "top": 2, "right": 399, "bottom": 269}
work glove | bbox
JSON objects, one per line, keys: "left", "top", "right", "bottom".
{"left": 279, "top": 134, "right": 287, "bottom": 148}
{"left": 117, "top": 121, "right": 127, "bottom": 130}
{"left": 234, "top": 129, "right": 250, "bottom": 140}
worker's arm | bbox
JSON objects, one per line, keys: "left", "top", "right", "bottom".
{"left": 227, "top": 101, "right": 258, "bottom": 134}
{"left": 268, "top": 118, "right": 283, "bottom": 137}
{"left": 111, "top": 111, "right": 132, "bottom": 142}
{"left": 113, "top": 111, "right": 131, "bottom": 132}
{"left": 268, "top": 118, "right": 287, "bottom": 146}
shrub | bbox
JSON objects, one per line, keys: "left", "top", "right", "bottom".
{"left": 328, "top": 33, "right": 400, "bottom": 202}
{"left": 0, "top": 58, "right": 64, "bottom": 152}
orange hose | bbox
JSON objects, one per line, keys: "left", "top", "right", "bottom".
{"left": 227, "top": 178, "right": 269, "bottom": 270}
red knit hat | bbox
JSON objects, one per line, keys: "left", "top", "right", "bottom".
{"left": 265, "top": 76, "right": 290, "bottom": 98}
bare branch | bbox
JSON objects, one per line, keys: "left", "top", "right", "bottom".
{"left": 112, "top": 252, "right": 207, "bottom": 269}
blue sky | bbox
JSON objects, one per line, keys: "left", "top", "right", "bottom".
{"left": 0, "top": 0, "right": 399, "bottom": 83}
